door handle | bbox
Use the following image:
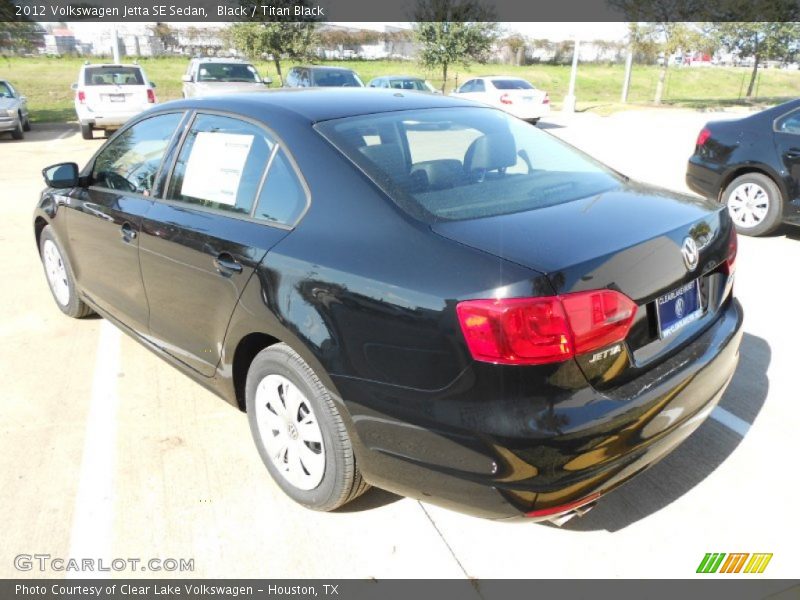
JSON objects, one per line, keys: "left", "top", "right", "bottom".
{"left": 120, "top": 222, "right": 137, "bottom": 242}
{"left": 213, "top": 252, "right": 243, "bottom": 275}
{"left": 786, "top": 148, "right": 800, "bottom": 160}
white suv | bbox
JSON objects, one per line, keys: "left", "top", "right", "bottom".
{"left": 72, "top": 63, "right": 158, "bottom": 140}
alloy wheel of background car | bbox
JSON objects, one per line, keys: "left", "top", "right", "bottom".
{"left": 254, "top": 374, "right": 326, "bottom": 491}
{"left": 723, "top": 172, "right": 783, "bottom": 236}
{"left": 245, "top": 343, "right": 369, "bottom": 510}
{"left": 38, "top": 226, "right": 94, "bottom": 318}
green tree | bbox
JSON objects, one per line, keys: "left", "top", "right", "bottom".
{"left": 710, "top": 22, "right": 800, "bottom": 97}
{"left": 413, "top": 0, "right": 499, "bottom": 93}
{"left": 228, "top": 0, "right": 319, "bottom": 85}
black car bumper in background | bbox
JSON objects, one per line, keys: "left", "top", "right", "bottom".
{"left": 334, "top": 297, "right": 744, "bottom": 520}
{"left": 686, "top": 157, "right": 724, "bottom": 200}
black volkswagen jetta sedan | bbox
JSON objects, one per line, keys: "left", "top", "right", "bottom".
{"left": 35, "top": 90, "right": 742, "bottom": 522}
{"left": 687, "top": 98, "right": 800, "bottom": 236}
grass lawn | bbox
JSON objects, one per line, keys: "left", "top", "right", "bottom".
{"left": 2, "top": 55, "right": 800, "bottom": 123}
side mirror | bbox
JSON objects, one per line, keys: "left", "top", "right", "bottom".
{"left": 150, "top": 81, "right": 157, "bottom": 88}
{"left": 70, "top": 82, "right": 78, "bottom": 91}
{"left": 181, "top": 74, "right": 192, "bottom": 83}
{"left": 261, "top": 76, "right": 272, "bottom": 86}
{"left": 43, "top": 162, "right": 80, "bottom": 188}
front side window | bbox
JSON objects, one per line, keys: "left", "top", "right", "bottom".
{"left": 85, "top": 67, "right": 144, "bottom": 86}
{"left": 317, "top": 107, "right": 621, "bottom": 222}
{"left": 458, "top": 80, "right": 475, "bottom": 93}
{"left": 92, "top": 112, "right": 183, "bottom": 194}
{"left": 473, "top": 79, "right": 486, "bottom": 93}
{"left": 0, "top": 81, "right": 15, "bottom": 98}
{"left": 166, "top": 114, "right": 274, "bottom": 215}
{"left": 197, "top": 63, "right": 259, "bottom": 83}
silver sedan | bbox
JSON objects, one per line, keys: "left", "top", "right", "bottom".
{"left": 0, "top": 80, "right": 30, "bottom": 140}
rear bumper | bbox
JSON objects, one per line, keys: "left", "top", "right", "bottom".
{"left": 76, "top": 107, "right": 144, "bottom": 128}
{"left": 686, "top": 157, "right": 724, "bottom": 199}
{"left": 503, "top": 103, "right": 551, "bottom": 121}
{"left": 335, "top": 297, "right": 743, "bottom": 520}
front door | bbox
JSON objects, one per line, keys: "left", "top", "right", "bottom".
{"left": 66, "top": 111, "right": 185, "bottom": 332}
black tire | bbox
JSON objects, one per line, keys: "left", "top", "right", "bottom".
{"left": 80, "top": 123, "right": 93, "bottom": 140}
{"left": 22, "top": 116, "right": 31, "bottom": 131}
{"left": 39, "top": 226, "right": 94, "bottom": 318}
{"left": 11, "top": 119, "right": 23, "bottom": 140}
{"left": 722, "top": 172, "right": 783, "bottom": 236}
{"left": 245, "top": 343, "right": 369, "bottom": 511}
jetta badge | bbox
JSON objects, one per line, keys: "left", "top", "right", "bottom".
{"left": 682, "top": 237, "right": 699, "bottom": 271}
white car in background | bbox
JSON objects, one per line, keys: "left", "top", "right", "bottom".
{"left": 451, "top": 76, "right": 550, "bottom": 124}
{"left": 72, "top": 63, "right": 158, "bottom": 140}
{"left": 181, "top": 58, "right": 272, "bottom": 98}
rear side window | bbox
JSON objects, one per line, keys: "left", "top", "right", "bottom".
{"left": 473, "top": 79, "right": 486, "bottom": 92}
{"left": 85, "top": 67, "right": 144, "bottom": 86}
{"left": 166, "top": 114, "right": 274, "bottom": 215}
{"left": 776, "top": 109, "right": 800, "bottom": 135}
{"left": 317, "top": 107, "right": 621, "bottom": 222}
{"left": 491, "top": 79, "right": 534, "bottom": 90}
{"left": 254, "top": 150, "right": 307, "bottom": 225}
{"left": 92, "top": 112, "right": 183, "bottom": 194}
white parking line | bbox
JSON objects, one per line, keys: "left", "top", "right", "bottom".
{"left": 56, "top": 129, "right": 72, "bottom": 140}
{"left": 67, "top": 320, "right": 121, "bottom": 578}
{"left": 710, "top": 406, "right": 751, "bottom": 437}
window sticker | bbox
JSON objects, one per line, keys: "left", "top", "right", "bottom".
{"left": 181, "top": 132, "right": 254, "bottom": 205}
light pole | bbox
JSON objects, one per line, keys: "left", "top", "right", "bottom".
{"left": 562, "top": 37, "right": 580, "bottom": 113}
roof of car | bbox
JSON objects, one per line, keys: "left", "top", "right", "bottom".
{"left": 381, "top": 75, "right": 425, "bottom": 80}
{"left": 158, "top": 88, "right": 480, "bottom": 124}
{"left": 294, "top": 65, "right": 358, "bottom": 72}
{"left": 193, "top": 57, "right": 252, "bottom": 63}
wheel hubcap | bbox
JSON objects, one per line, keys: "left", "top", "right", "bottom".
{"left": 728, "top": 182, "right": 769, "bottom": 228}
{"left": 254, "top": 374, "right": 325, "bottom": 490}
{"left": 43, "top": 239, "right": 70, "bottom": 306}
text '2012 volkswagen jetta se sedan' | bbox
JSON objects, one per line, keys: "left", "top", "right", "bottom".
{"left": 35, "top": 89, "right": 742, "bottom": 522}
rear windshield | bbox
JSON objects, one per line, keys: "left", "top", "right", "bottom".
{"left": 491, "top": 79, "right": 534, "bottom": 90}
{"left": 85, "top": 67, "right": 144, "bottom": 86}
{"left": 312, "top": 70, "right": 363, "bottom": 87}
{"left": 388, "top": 79, "right": 434, "bottom": 92}
{"left": 317, "top": 107, "right": 621, "bottom": 222}
{"left": 198, "top": 63, "right": 259, "bottom": 82}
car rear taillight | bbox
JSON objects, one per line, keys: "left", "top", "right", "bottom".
{"left": 456, "top": 290, "right": 637, "bottom": 366}
{"left": 724, "top": 226, "right": 737, "bottom": 275}
{"left": 696, "top": 127, "right": 711, "bottom": 147}
{"left": 77, "top": 90, "right": 86, "bottom": 104}
{"left": 543, "top": 93, "right": 550, "bottom": 104}
{"left": 500, "top": 93, "right": 513, "bottom": 105}
{"left": 147, "top": 88, "right": 157, "bottom": 103}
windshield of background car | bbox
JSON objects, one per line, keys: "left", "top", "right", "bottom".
{"left": 313, "top": 70, "right": 363, "bottom": 87}
{"left": 85, "top": 67, "right": 144, "bottom": 85}
{"left": 198, "top": 63, "right": 259, "bottom": 82}
{"left": 0, "top": 82, "right": 12, "bottom": 97}
{"left": 492, "top": 79, "right": 535, "bottom": 90}
{"left": 388, "top": 79, "right": 433, "bottom": 92}
{"left": 317, "top": 107, "right": 622, "bottom": 222}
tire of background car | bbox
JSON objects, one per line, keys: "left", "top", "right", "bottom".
{"left": 722, "top": 172, "right": 784, "bottom": 236}
{"left": 245, "top": 343, "right": 369, "bottom": 511}
{"left": 22, "top": 114, "right": 31, "bottom": 131}
{"left": 80, "top": 123, "right": 93, "bottom": 140}
{"left": 39, "top": 225, "right": 94, "bottom": 318}
{"left": 11, "top": 118, "right": 23, "bottom": 140}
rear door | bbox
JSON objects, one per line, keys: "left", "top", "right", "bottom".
{"left": 772, "top": 107, "right": 800, "bottom": 201}
{"left": 83, "top": 65, "right": 150, "bottom": 116}
{"left": 140, "top": 111, "right": 310, "bottom": 376}
{"left": 67, "top": 111, "right": 186, "bottom": 331}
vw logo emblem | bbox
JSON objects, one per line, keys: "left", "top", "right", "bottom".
{"left": 681, "top": 237, "right": 699, "bottom": 271}
{"left": 675, "top": 297, "right": 686, "bottom": 318}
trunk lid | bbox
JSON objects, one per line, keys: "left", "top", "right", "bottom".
{"left": 433, "top": 184, "right": 735, "bottom": 389}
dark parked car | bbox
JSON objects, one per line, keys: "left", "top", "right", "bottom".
{"left": 36, "top": 89, "right": 742, "bottom": 522}
{"left": 687, "top": 98, "right": 800, "bottom": 236}
{"left": 283, "top": 66, "right": 364, "bottom": 88}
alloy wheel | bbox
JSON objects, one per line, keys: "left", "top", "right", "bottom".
{"left": 728, "top": 182, "right": 769, "bottom": 228}
{"left": 43, "top": 239, "right": 70, "bottom": 306}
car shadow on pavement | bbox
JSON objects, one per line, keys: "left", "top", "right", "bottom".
{"left": 333, "top": 487, "right": 402, "bottom": 513}
{"left": 558, "top": 331, "right": 770, "bottom": 533}
{"left": 5, "top": 123, "right": 78, "bottom": 143}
